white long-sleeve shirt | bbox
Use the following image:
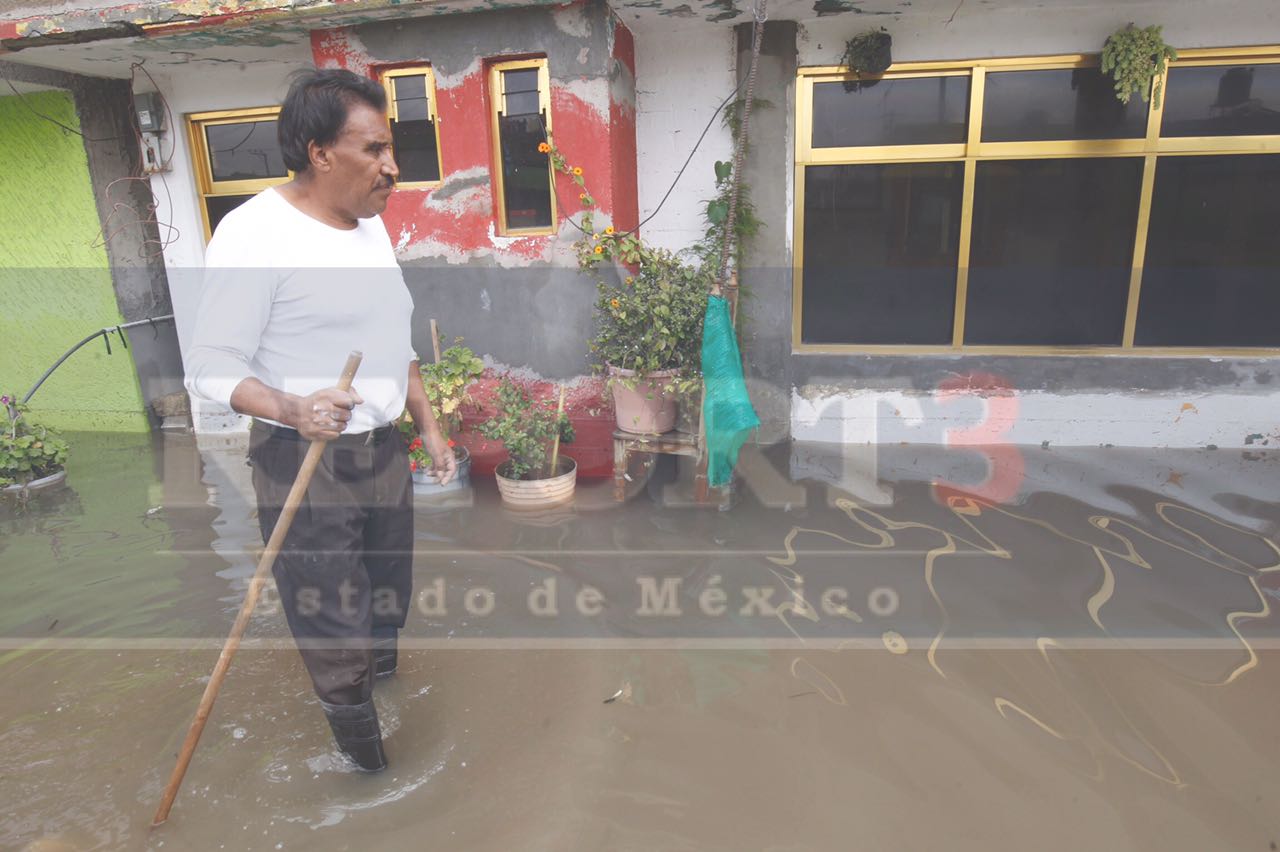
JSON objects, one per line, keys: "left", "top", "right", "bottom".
{"left": 183, "top": 187, "right": 416, "bottom": 434}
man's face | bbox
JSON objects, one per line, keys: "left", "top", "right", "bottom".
{"left": 321, "top": 100, "right": 399, "bottom": 220}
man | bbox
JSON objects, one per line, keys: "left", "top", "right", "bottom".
{"left": 184, "top": 68, "right": 455, "bottom": 772}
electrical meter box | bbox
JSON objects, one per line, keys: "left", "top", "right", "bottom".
{"left": 134, "top": 92, "right": 164, "bottom": 132}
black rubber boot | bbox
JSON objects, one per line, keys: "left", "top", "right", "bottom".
{"left": 373, "top": 626, "right": 398, "bottom": 678}
{"left": 320, "top": 699, "right": 388, "bottom": 772}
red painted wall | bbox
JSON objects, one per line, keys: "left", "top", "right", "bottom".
{"left": 310, "top": 14, "right": 640, "bottom": 478}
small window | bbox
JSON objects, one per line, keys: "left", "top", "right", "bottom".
{"left": 188, "top": 106, "right": 288, "bottom": 241}
{"left": 1161, "top": 65, "right": 1280, "bottom": 138}
{"left": 982, "top": 68, "right": 1148, "bottom": 142}
{"left": 380, "top": 67, "right": 443, "bottom": 186}
{"left": 489, "top": 58, "right": 555, "bottom": 234}
{"left": 811, "top": 76, "right": 969, "bottom": 149}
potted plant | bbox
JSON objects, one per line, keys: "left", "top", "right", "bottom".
{"left": 545, "top": 142, "right": 709, "bottom": 435}
{"left": 1101, "top": 23, "right": 1178, "bottom": 108}
{"left": 1, "top": 393, "right": 69, "bottom": 495}
{"left": 399, "top": 339, "right": 485, "bottom": 496}
{"left": 478, "top": 380, "right": 576, "bottom": 507}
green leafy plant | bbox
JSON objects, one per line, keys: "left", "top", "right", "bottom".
{"left": 477, "top": 380, "right": 575, "bottom": 480}
{"left": 1, "top": 393, "right": 69, "bottom": 488}
{"left": 695, "top": 159, "right": 762, "bottom": 275}
{"left": 544, "top": 140, "right": 711, "bottom": 393}
{"left": 1102, "top": 23, "right": 1177, "bottom": 108}
{"left": 398, "top": 340, "right": 484, "bottom": 472}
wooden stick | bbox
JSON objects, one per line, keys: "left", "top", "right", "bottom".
{"left": 548, "top": 385, "right": 566, "bottom": 477}
{"left": 429, "top": 319, "right": 441, "bottom": 364}
{"left": 151, "top": 351, "right": 363, "bottom": 828}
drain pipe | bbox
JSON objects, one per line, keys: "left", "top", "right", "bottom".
{"left": 21, "top": 314, "right": 176, "bottom": 405}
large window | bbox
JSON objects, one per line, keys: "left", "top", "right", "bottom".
{"left": 187, "top": 106, "right": 288, "bottom": 241}
{"left": 489, "top": 58, "right": 555, "bottom": 235}
{"left": 795, "top": 48, "right": 1280, "bottom": 354}
{"left": 379, "top": 66, "right": 444, "bottom": 187}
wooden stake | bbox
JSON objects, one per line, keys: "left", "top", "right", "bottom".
{"left": 151, "top": 352, "right": 363, "bottom": 828}
{"left": 548, "top": 385, "right": 566, "bottom": 478}
{"left": 429, "top": 319, "right": 441, "bottom": 364}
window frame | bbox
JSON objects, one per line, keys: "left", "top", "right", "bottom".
{"left": 379, "top": 65, "right": 445, "bottom": 189}
{"left": 793, "top": 46, "right": 1280, "bottom": 357}
{"left": 488, "top": 57, "right": 557, "bottom": 237}
{"left": 187, "top": 105, "right": 289, "bottom": 243}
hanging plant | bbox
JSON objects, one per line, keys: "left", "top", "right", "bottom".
{"left": 1101, "top": 23, "right": 1177, "bottom": 108}
{"left": 840, "top": 28, "right": 892, "bottom": 92}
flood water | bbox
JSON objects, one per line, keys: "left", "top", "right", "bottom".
{"left": 2, "top": 432, "right": 1278, "bottom": 851}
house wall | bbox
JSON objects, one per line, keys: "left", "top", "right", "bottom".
{"left": 733, "top": 3, "right": 1280, "bottom": 449}
{"left": 0, "top": 87, "right": 150, "bottom": 431}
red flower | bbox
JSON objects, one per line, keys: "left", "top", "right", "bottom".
{"left": 447, "top": 439, "right": 456, "bottom": 448}
{"left": 410, "top": 437, "right": 423, "bottom": 450}
{"left": 409, "top": 460, "right": 418, "bottom": 471}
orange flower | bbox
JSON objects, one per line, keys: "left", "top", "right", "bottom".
{"left": 537, "top": 142, "right": 550, "bottom": 153}
{"left": 610, "top": 298, "right": 620, "bottom": 308}
{"left": 579, "top": 192, "right": 587, "bottom": 201}
{"left": 604, "top": 226, "right": 615, "bottom": 235}
{"left": 572, "top": 166, "right": 583, "bottom": 176}
{"left": 594, "top": 245, "right": 604, "bottom": 255}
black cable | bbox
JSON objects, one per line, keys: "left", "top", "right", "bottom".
{"left": 542, "top": 74, "right": 747, "bottom": 239}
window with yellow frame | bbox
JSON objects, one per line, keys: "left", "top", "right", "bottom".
{"left": 489, "top": 58, "right": 556, "bottom": 235}
{"left": 793, "top": 47, "right": 1280, "bottom": 355}
{"left": 187, "top": 106, "right": 289, "bottom": 242}
{"left": 380, "top": 66, "right": 444, "bottom": 187}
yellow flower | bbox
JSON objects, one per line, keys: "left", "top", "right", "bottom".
{"left": 579, "top": 192, "right": 587, "bottom": 201}
{"left": 610, "top": 298, "right": 620, "bottom": 308}
{"left": 572, "top": 166, "right": 583, "bottom": 176}
{"left": 625, "top": 276, "right": 634, "bottom": 285}
{"left": 594, "top": 245, "right": 605, "bottom": 255}
{"left": 604, "top": 226, "right": 615, "bottom": 235}
{"left": 537, "top": 142, "right": 550, "bottom": 153}
{"left": 592, "top": 233, "right": 600, "bottom": 240}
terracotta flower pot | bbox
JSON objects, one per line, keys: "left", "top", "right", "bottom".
{"left": 608, "top": 365, "right": 678, "bottom": 435}
{"left": 495, "top": 457, "right": 577, "bottom": 508}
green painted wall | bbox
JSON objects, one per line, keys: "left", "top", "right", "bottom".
{"left": 0, "top": 89, "right": 148, "bottom": 432}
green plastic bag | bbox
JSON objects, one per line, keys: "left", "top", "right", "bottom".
{"left": 700, "top": 294, "right": 759, "bottom": 487}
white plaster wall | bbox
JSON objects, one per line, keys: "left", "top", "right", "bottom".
{"left": 141, "top": 49, "right": 313, "bottom": 433}
{"left": 792, "top": 388, "right": 1280, "bottom": 449}
{"left": 795, "top": 0, "right": 1280, "bottom": 67}
{"left": 633, "top": 24, "right": 736, "bottom": 254}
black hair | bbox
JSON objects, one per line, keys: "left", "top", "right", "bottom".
{"left": 278, "top": 68, "right": 388, "bottom": 173}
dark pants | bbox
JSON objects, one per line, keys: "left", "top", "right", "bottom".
{"left": 249, "top": 420, "right": 413, "bottom": 705}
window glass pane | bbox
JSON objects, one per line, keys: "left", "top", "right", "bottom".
{"left": 503, "top": 69, "right": 541, "bottom": 116}
{"left": 966, "top": 158, "right": 1141, "bottom": 346}
{"left": 801, "top": 163, "right": 962, "bottom": 345}
{"left": 205, "top": 193, "right": 255, "bottom": 235}
{"left": 391, "top": 117, "right": 440, "bottom": 183}
{"left": 812, "top": 77, "right": 969, "bottom": 148}
{"left": 982, "top": 68, "right": 1148, "bottom": 142}
{"left": 205, "top": 121, "right": 287, "bottom": 182}
{"left": 498, "top": 113, "right": 552, "bottom": 230}
{"left": 1135, "top": 154, "right": 1280, "bottom": 347}
{"left": 393, "top": 74, "right": 430, "bottom": 122}
{"left": 393, "top": 75, "right": 426, "bottom": 101}
{"left": 1161, "top": 65, "right": 1280, "bottom": 137}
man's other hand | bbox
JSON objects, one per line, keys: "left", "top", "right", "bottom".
{"left": 424, "top": 431, "right": 457, "bottom": 485}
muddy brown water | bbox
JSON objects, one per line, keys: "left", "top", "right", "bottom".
{"left": 2, "top": 433, "right": 1278, "bottom": 851}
